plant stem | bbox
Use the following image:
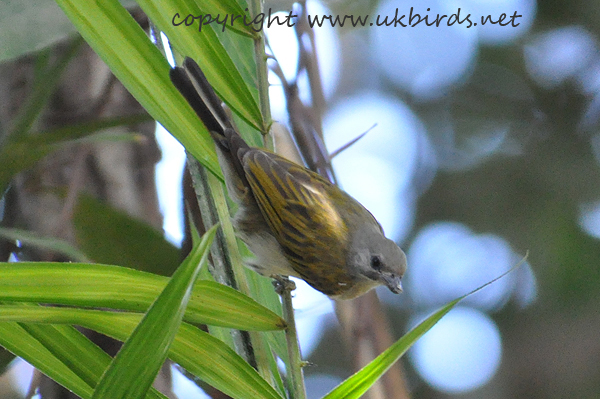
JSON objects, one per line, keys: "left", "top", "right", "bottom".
{"left": 187, "top": 157, "right": 257, "bottom": 367}
{"left": 247, "top": 1, "right": 308, "bottom": 397}
{"left": 248, "top": 0, "right": 273, "bottom": 150}
{"left": 248, "top": 1, "right": 311, "bottom": 396}
{"left": 205, "top": 169, "right": 276, "bottom": 382}
{"left": 280, "top": 283, "right": 307, "bottom": 399}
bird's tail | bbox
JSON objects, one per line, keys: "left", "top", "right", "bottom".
{"left": 170, "top": 57, "right": 250, "bottom": 182}
{"left": 169, "top": 57, "right": 231, "bottom": 137}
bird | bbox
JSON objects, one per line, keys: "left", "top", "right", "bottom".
{"left": 170, "top": 57, "right": 407, "bottom": 300}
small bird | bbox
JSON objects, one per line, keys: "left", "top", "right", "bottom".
{"left": 170, "top": 57, "right": 407, "bottom": 299}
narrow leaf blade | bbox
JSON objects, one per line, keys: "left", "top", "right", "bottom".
{"left": 0, "top": 227, "right": 90, "bottom": 262}
{"left": 92, "top": 224, "right": 217, "bottom": 399}
{"left": 0, "top": 262, "right": 285, "bottom": 331}
{"left": 324, "top": 254, "right": 529, "bottom": 399}
{"left": 0, "top": 306, "right": 283, "bottom": 399}
{"left": 0, "top": 323, "right": 94, "bottom": 399}
{"left": 138, "top": 0, "right": 264, "bottom": 131}
{"left": 323, "top": 299, "right": 460, "bottom": 399}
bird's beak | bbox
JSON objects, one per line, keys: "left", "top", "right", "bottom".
{"left": 382, "top": 274, "right": 403, "bottom": 294}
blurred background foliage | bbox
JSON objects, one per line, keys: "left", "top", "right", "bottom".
{"left": 1, "top": 0, "right": 599, "bottom": 398}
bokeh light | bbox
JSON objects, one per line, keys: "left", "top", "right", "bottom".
{"left": 578, "top": 201, "right": 600, "bottom": 240}
{"left": 266, "top": 0, "right": 341, "bottom": 103}
{"left": 155, "top": 124, "right": 185, "bottom": 247}
{"left": 371, "top": 0, "right": 478, "bottom": 99}
{"left": 407, "top": 221, "right": 532, "bottom": 310}
{"left": 265, "top": 12, "right": 300, "bottom": 83}
{"left": 171, "top": 365, "right": 210, "bottom": 399}
{"left": 409, "top": 307, "right": 502, "bottom": 393}
{"left": 323, "top": 93, "right": 425, "bottom": 240}
{"left": 578, "top": 61, "right": 600, "bottom": 96}
{"left": 524, "top": 26, "right": 598, "bottom": 89}
{"left": 450, "top": 0, "right": 536, "bottom": 45}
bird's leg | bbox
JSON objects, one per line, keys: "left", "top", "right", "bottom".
{"left": 272, "top": 275, "right": 296, "bottom": 295}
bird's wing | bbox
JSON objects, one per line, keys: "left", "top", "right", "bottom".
{"left": 243, "top": 150, "right": 353, "bottom": 295}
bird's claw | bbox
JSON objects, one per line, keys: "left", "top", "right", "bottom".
{"left": 272, "top": 275, "right": 296, "bottom": 295}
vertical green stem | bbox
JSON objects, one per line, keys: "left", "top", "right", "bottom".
{"left": 205, "top": 168, "right": 276, "bottom": 382}
{"left": 247, "top": 1, "right": 308, "bottom": 397}
{"left": 188, "top": 157, "right": 275, "bottom": 383}
{"left": 281, "top": 287, "right": 307, "bottom": 399}
{"left": 247, "top": 0, "right": 274, "bottom": 150}
{"left": 187, "top": 157, "right": 256, "bottom": 366}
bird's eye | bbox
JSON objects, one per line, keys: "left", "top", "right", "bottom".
{"left": 370, "top": 255, "right": 382, "bottom": 271}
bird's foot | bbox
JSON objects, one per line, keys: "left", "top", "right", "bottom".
{"left": 272, "top": 275, "right": 296, "bottom": 296}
